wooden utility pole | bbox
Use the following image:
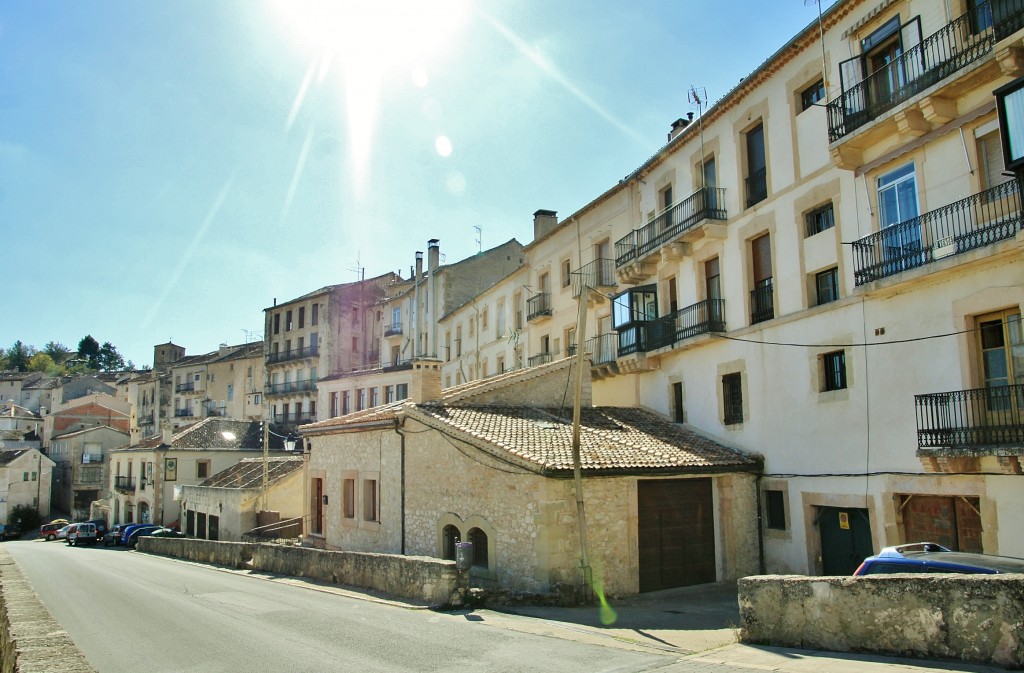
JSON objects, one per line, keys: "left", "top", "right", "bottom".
{"left": 571, "top": 280, "right": 592, "bottom": 592}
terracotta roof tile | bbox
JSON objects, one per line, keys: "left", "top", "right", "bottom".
{"left": 199, "top": 455, "right": 304, "bottom": 489}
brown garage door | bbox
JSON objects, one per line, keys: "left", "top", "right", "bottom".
{"left": 638, "top": 478, "right": 716, "bottom": 592}
{"left": 901, "top": 495, "right": 982, "bottom": 552}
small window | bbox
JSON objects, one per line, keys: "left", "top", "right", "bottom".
{"left": 723, "top": 373, "right": 743, "bottom": 425}
{"left": 469, "top": 527, "right": 489, "bottom": 568}
{"left": 286, "top": 310, "right": 293, "bottom": 331}
{"left": 765, "top": 490, "right": 786, "bottom": 530}
{"left": 363, "top": 479, "right": 378, "bottom": 522}
{"left": 800, "top": 79, "right": 825, "bottom": 111}
{"left": 298, "top": 306, "right": 305, "bottom": 328}
{"left": 197, "top": 461, "right": 210, "bottom": 479}
{"left": 442, "top": 524, "right": 459, "bottom": 560}
{"left": 672, "top": 381, "right": 685, "bottom": 423}
{"left": 561, "top": 259, "right": 572, "bottom": 287}
{"left": 823, "top": 351, "right": 848, "bottom": 391}
{"left": 805, "top": 203, "right": 835, "bottom": 237}
{"left": 343, "top": 479, "right": 355, "bottom": 519}
{"left": 816, "top": 267, "right": 839, "bottom": 305}
{"left": 311, "top": 303, "right": 319, "bottom": 325}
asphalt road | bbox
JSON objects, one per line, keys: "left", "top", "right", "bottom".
{"left": 5, "top": 540, "right": 675, "bottom": 673}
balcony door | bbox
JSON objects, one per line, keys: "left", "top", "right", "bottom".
{"left": 978, "top": 310, "right": 1023, "bottom": 414}
{"left": 877, "top": 163, "right": 921, "bottom": 267}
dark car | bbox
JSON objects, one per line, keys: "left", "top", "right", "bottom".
{"left": 854, "top": 542, "right": 1024, "bottom": 575}
{"left": 147, "top": 528, "right": 186, "bottom": 539}
{"left": 84, "top": 518, "right": 108, "bottom": 537}
{"left": 126, "top": 525, "right": 164, "bottom": 548}
{"left": 120, "top": 523, "right": 159, "bottom": 546}
{"left": 104, "top": 524, "right": 133, "bottom": 547}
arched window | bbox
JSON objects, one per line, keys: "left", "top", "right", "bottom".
{"left": 113, "top": 500, "right": 120, "bottom": 525}
{"left": 442, "top": 524, "right": 460, "bottom": 560}
{"left": 138, "top": 502, "right": 150, "bottom": 524}
{"left": 468, "top": 527, "right": 488, "bottom": 569}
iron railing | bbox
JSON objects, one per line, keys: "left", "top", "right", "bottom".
{"left": 586, "top": 333, "right": 619, "bottom": 366}
{"left": 526, "top": 293, "right": 552, "bottom": 321}
{"left": 750, "top": 280, "right": 774, "bottom": 324}
{"left": 827, "top": 2, "right": 1024, "bottom": 142}
{"left": 384, "top": 323, "right": 403, "bottom": 337}
{"left": 175, "top": 382, "right": 194, "bottom": 393}
{"left": 745, "top": 168, "right": 767, "bottom": 208}
{"left": 114, "top": 476, "right": 135, "bottom": 493}
{"left": 266, "top": 345, "right": 319, "bottom": 364}
{"left": 267, "top": 379, "right": 318, "bottom": 395}
{"left": 916, "top": 383, "right": 1024, "bottom": 450}
{"left": 138, "top": 412, "right": 154, "bottom": 426}
{"left": 612, "top": 300, "right": 725, "bottom": 356}
{"left": 174, "top": 408, "right": 193, "bottom": 418}
{"left": 852, "top": 179, "right": 1022, "bottom": 285}
{"left": 615, "top": 187, "right": 727, "bottom": 266}
{"left": 274, "top": 412, "right": 317, "bottom": 425}
{"left": 528, "top": 352, "right": 554, "bottom": 367}
{"left": 571, "top": 259, "right": 617, "bottom": 297}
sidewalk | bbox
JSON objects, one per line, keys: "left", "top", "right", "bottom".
{"left": 486, "top": 582, "right": 1008, "bottom": 672}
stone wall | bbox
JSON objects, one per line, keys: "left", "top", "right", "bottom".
{"left": 739, "top": 574, "right": 1024, "bottom": 669}
{"left": 137, "top": 537, "right": 463, "bottom": 608}
{"left": 0, "top": 546, "right": 95, "bottom": 673}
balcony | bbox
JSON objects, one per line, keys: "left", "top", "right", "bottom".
{"left": 587, "top": 333, "right": 618, "bottom": 367}
{"left": 267, "top": 379, "right": 318, "bottom": 396}
{"left": 827, "top": 3, "right": 1024, "bottom": 149}
{"left": 615, "top": 187, "right": 728, "bottom": 273}
{"left": 750, "top": 280, "right": 774, "bottom": 324}
{"left": 174, "top": 408, "right": 193, "bottom": 418}
{"left": 384, "top": 323, "right": 403, "bottom": 337}
{"left": 745, "top": 168, "right": 767, "bottom": 208}
{"left": 175, "top": 382, "right": 194, "bottom": 393}
{"left": 114, "top": 476, "right": 135, "bottom": 494}
{"left": 138, "top": 411, "right": 154, "bottom": 426}
{"left": 266, "top": 345, "right": 319, "bottom": 365}
{"left": 528, "top": 352, "right": 554, "bottom": 367}
{"left": 916, "top": 384, "right": 1024, "bottom": 453}
{"left": 852, "top": 180, "right": 1022, "bottom": 286}
{"left": 273, "top": 412, "right": 318, "bottom": 425}
{"left": 614, "top": 299, "right": 726, "bottom": 357}
{"left": 571, "top": 259, "right": 617, "bottom": 298}
{"left": 526, "top": 293, "right": 552, "bottom": 322}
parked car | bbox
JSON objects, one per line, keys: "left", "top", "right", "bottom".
{"left": 55, "top": 525, "right": 72, "bottom": 541}
{"left": 854, "top": 542, "right": 1024, "bottom": 575}
{"left": 66, "top": 523, "right": 99, "bottom": 547}
{"left": 147, "top": 527, "right": 186, "bottom": 539}
{"left": 84, "top": 518, "right": 108, "bottom": 537}
{"left": 0, "top": 524, "right": 18, "bottom": 541}
{"left": 126, "top": 525, "right": 163, "bottom": 548}
{"left": 40, "top": 520, "right": 69, "bottom": 541}
{"left": 120, "top": 524, "right": 160, "bottom": 546}
{"left": 104, "top": 524, "right": 132, "bottom": 547}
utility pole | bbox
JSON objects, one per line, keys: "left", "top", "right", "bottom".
{"left": 571, "top": 280, "right": 592, "bottom": 596}
{"left": 262, "top": 420, "right": 269, "bottom": 513}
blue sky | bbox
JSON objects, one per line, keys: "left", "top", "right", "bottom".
{"left": 0, "top": 1, "right": 832, "bottom": 368}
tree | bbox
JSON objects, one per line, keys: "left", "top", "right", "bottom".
{"left": 77, "top": 335, "right": 100, "bottom": 369}
{"left": 8, "top": 504, "right": 41, "bottom": 534}
{"left": 43, "top": 341, "right": 72, "bottom": 364}
{"left": 4, "top": 341, "right": 33, "bottom": 372}
{"left": 27, "top": 352, "right": 58, "bottom": 374}
{"left": 96, "top": 342, "right": 126, "bottom": 372}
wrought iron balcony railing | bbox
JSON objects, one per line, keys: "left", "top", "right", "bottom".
{"left": 745, "top": 168, "right": 767, "bottom": 208}
{"left": 571, "top": 259, "right": 617, "bottom": 297}
{"left": 852, "top": 179, "right": 1022, "bottom": 286}
{"left": 827, "top": 2, "right": 1024, "bottom": 142}
{"left": 273, "top": 412, "right": 318, "bottom": 425}
{"left": 750, "top": 280, "right": 774, "bottom": 324}
{"left": 175, "top": 382, "right": 194, "bottom": 393}
{"left": 266, "top": 345, "right": 319, "bottom": 365}
{"left": 611, "top": 300, "right": 725, "bottom": 357}
{"left": 114, "top": 476, "right": 136, "bottom": 493}
{"left": 384, "top": 323, "right": 403, "bottom": 337}
{"left": 267, "top": 379, "right": 318, "bottom": 395}
{"left": 528, "top": 352, "right": 555, "bottom": 367}
{"left": 615, "top": 187, "right": 727, "bottom": 267}
{"left": 526, "top": 292, "right": 552, "bottom": 321}
{"left": 916, "top": 383, "right": 1024, "bottom": 451}
{"left": 586, "top": 333, "right": 619, "bottom": 366}
{"left": 174, "top": 408, "right": 193, "bottom": 418}
{"left": 138, "top": 412, "right": 154, "bottom": 426}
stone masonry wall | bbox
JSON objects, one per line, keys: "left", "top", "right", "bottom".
{"left": 0, "top": 546, "right": 96, "bottom": 673}
{"left": 138, "top": 537, "right": 462, "bottom": 608}
{"left": 739, "top": 574, "right": 1024, "bottom": 668}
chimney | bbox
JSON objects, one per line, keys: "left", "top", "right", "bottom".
{"left": 668, "top": 117, "right": 690, "bottom": 141}
{"left": 408, "top": 358, "right": 442, "bottom": 403}
{"left": 427, "top": 239, "right": 440, "bottom": 272}
{"left": 415, "top": 251, "right": 424, "bottom": 281}
{"left": 161, "top": 420, "right": 174, "bottom": 446}
{"left": 219, "top": 343, "right": 230, "bottom": 355}
{"left": 533, "top": 209, "right": 558, "bottom": 241}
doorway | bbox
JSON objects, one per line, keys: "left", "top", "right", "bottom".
{"left": 817, "top": 506, "right": 873, "bottom": 575}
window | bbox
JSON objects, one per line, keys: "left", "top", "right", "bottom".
{"left": 496, "top": 299, "right": 506, "bottom": 338}
{"left": 815, "top": 267, "right": 839, "bottom": 305}
{"left": 197, "top": 460, "right": 210, "bottom": 479}
{"left": 977, "top": 310, "right": 1023, "bottom": 408}
{"left": 343, "top": 478, "right": 355, "bottom": 519}
{"left": 561, "top": 259, "right": 572, "bottom": 287}
{"left": 352, "top": 336, "right": 358, "bottom": 352}
{"left": 723, "top": 373, "right": 743, "bottom": 425}
{"left": 765, "top": 490, "right": 787, "bottom": 530}
{"left": 227, "top": 384, "right": 234, "bottom": 402}
{"left": 385, "top": 385, "right": 395, "bottom": 403}
{"left": 22, "top": 472, "right": 28, "bottom": 481}
{"left": 482, "top": 307, "right": 489, "bottom": 331}
{"left": 286, "top": 310, "right": 293, "bottom": 331}
{"left": 363, "top": 478, "right": 378, "bottom": 521}
{"left": 330, "top": 392, "right": 338, "bottom": 417}
{"left": 311, "top": 303, "right": 319, "bottom": 325}
{"left": 823, "top": 350, "right": 848, "bottom": 391}
{"left": 369, "top": 387, "right": 378, "bottom": 407}
{"left": 273, "top": 313, "right": 280, "bottom": 335}
{"left": 298, "top": 306, "right": 305, "bottom": 328}
{"left": 396, "top": 383, "right": 408, "bottom": 400}
{"left": 800, "top": 79, "right": 825, "bottom": 111}
{"left": 342, "top": 391, "right": 350, "bottom": 415}
{"left": 672, "top": 381, "right": 685, "bottom": 423}
{"left": 497, "top": 355, "right": 505, "bottom": 373}
{"left": 877, "top": 163, "right": 920, "bottom": 263}
{"left": 805, "top": 203, "right": 835, "bottom": 237}
{"left": 751, "top": 234, "right": 774, "bottom": 323}
{"left": 357, "top": 389, "right": 365, "bottom": 411}
{"left": 745, "top": 122, "right": 767, "bottom": 207}
{"left": 469, "top": 527, "right": 488, "bottom": 568}
{"left": 456, "top": 326, "right": 462, "bottom": 357}
{"left": 978, "top": 129, "right": 1013, "bottom": 190}
{"left": 442, "top": 524, "right": 459, "bottom": 560}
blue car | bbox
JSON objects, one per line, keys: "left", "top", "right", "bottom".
{"left": 120, "top": 524, "right": 161, "bottom": 546}
{"left": 854, "top": 542, "right": 1024, "bottom": 575}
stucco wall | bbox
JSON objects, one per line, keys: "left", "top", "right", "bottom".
{"left": 739, "top": 574, "right": 1024, "bottom": 668}
{"left": 138, "top": 537, "right": 462, "bottom": 608}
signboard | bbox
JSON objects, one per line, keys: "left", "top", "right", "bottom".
{"left": 838, "top": 511, "right": 850, "bottom": 530}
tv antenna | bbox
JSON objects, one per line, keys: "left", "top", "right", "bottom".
{"left": 474, "top": 225, "right": 482, "bottom": 253}
{"left": 688, "top": 86, "right": 709, "bottom": 188}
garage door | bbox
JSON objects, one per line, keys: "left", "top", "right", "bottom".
{"left": 901, "top": 495, "right": 982, "bottom": 552}
{"left": 638, "top": 478, "right": 716, "bottom": 592}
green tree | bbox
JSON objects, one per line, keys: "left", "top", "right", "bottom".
{"left": 96, "top": 341, "right": 126, "bottom": 371}
{"left": 27, "top": 352, "right": 58, "bottom": 374}
{"left": 8, "top": 504, "right": 41, "bottom": 534}
{"left": 43, "top": 341, "right": 72, "bottom": 364}
{"left": 77, "top": 335, "right": 100, "bottom": 369}
{"left": 4, "top": 341, "right": 33, "bottom": 372}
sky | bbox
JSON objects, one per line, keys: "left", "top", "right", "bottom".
{"left": 0, "top": 0, "right": 834, "bottom": 368}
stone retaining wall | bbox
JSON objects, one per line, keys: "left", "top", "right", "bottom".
{"left": 138, "top": 537, "right": 464, "bottom": 608}
{"left": 0, "top": 546, "right": 95, "bottom": 673}
{"left": 739, "top": 574, "right": 1024, "bottom": 669}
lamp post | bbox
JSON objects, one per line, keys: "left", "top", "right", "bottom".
{"left": 262, "top": 426, "right": 299, "bottom": 512}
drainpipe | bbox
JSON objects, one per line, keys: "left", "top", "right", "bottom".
{"left": 394, "top": 421, "right": 406, "bottom": 555}
{"left": 755, "top": 474, "right": 766, "bottom": 575}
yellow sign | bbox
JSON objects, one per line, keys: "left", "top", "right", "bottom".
{"left": 838, "top": 512, "right": 850, "bottom": 530}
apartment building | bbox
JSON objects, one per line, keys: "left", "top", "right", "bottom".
{"left": 167, "top": 343, "right": 265, "bottom": 429}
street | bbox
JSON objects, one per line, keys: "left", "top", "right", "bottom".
{"left": 5, "top": 540, "right": 674, "bottom": 673}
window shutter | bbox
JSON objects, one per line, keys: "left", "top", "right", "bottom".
{"left": 839, "top": 56, "right": 865, "bottom": 113}
{"left": 752, "top": 235, "right": 772, "bottom": 283}
{"left": 980, "top": 132, "right": 1012, "bottom": 189}
{"left": 901, "top": 17, "right": 923, "bottom": 73}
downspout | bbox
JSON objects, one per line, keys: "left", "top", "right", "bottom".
{"left": 755, "top": 474, "right": 766, "bottom": 575}
{"left": 394, "top": 421, "right": 407, "bottom": 555}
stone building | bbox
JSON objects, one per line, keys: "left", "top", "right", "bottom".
{"left": 0, "top": 448, "right": 54, "bottom": 520}
{"left": 301, "top": 357, "right": 761, "bottom": 596}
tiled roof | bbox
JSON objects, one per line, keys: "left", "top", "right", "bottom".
{"left": 300, "top": 400, "right": 408, "bottom": 433}
{"left": 409, "top": 405, "right": 760, "bottom": 476}
{"left": 122, "top": 418, "right": 287, "bottom": 451}
{"left": 0, "top": 449, "right": 28, "bottom": 465}
{"left": 198, "top": 455, "right": 304, "bottom": 489}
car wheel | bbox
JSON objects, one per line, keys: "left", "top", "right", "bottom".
{"left": 46, "top": 534, "right": 55, "bottom": 541}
